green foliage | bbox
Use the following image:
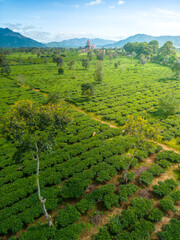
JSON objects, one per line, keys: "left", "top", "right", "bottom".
{"left": 61, "top": 177, "right": 91, "bottom": 199}
{"left": 104, "top": 193, "right": 119, "bottom": 209}
{"left": 76, "top": 195, "right": 95, "bottom": 214}
{"left": 139, "top": 171, "right": 154, "bottom": 186}
{"left": 56, "top": 205, "right": 81, "bottom": 228}
{"left": 93, "top": 226, "right": 112, "bottom": 240}
{"left": 132, "top": 219, "right": 155, "bottom": 240}
{"left": 171, "top": 60, "right": 180, "bottom": 79}
{"left": 153, "top": 179, "right": 178, "bottom": 196}
{"left": 158, "top": 218, "right": 180, "bottom": 240}
{"left": 169, "top": 191, "right": 180, "bottom": 201}
{"left": 130, "top": 197, "right": 152, "bottom": 218}
{"left": 108, "top": 215, "right": 123, "bottom": 235}
{"left": 18, "top": 223, "right": 55, "bottom": 240}
{"left": 159, "top": 95, "right": 177, "bottom": 116}
{"left": 156, "top": 151, "right": 180, "bottom": 163}
{"left": 120, "top": 209, "right": 138, "bottom": 228}
{"left": 147, "top": 207, "right": 163, "bottom": 222}
{"left": 122, "top": 171, "right": 135, "bottom": 184}
{"left": 94, "top": 61, "right": 104, "bottom": 83}
{"left": 54, "top": 222, "right": 85, "bottom": 240}
{"left": 81, "top": 83, "right": 94, "bottom": 96}
{"left": 58, "top": 67, "right": 64, "bottom": 75}
{"left": 160, "top": 196, "right": 177, "bottom": 212}
{"left": 148, "top": 164, "right": 165, "bottom": 176}
{"left": 119, "top": 184, "right": 138, "bottom": 202}
{"left": 157, "top": 159, "right": 171, "bottom": 168}
{"left": 82, "top": 58, "right": 90, "bottom": 69}
{"left": 123, "top": 115, "right": 162, "bottom": 144}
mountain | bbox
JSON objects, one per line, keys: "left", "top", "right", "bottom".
{"left": 45, "top": 38, "right": 116, "bottom": 48}
{"left": 0, "top": 28, "right": 45, "bottom": 48}
{"left": 105, "top": 34, "right": 180, "bottom": 48}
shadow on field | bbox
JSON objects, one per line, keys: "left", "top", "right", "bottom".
{"left": 157, "top": 77, "right": 177, "bottom": 82}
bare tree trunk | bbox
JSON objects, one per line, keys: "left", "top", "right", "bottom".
{"left": 123, "top": 149, "right": 137, "bottom": 184}
{"left": 35, "top": 135, "right": 53, "bottom": 227}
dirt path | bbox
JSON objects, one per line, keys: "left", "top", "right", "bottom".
{"left": 68, "top": 103, "right": 119, "bottom": 129}
{"left": 68, "top": 102, "right": 180, "bottom": 154}
{"left": 30, "top": 86, "right": 180, "bottom": 154}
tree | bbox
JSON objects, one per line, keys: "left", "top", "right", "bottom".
{"left": 1, "top": 65, "right": 11, "bottom": 76}
{"left": 82, "top": 58, "right": 90, "bottom": 69}
{"left": 53, "top": 56, "right": 64, "bottom": 67}
{"left": 171, "top": 60, "right": 180, "bottom": 79}
{"left": 58, "top": 67, "right": 64, "bottom": 75}
{"left": 68, "top": 59, "right": 75, "bottom": 70}
{"left": 159, "top": 95, "right": 177, "bottom": 116}
{"left": 158, "top": 41, "right": 176, "bottom": 57}
{"left": 139, "top": 54, "right": 147, "bottom": 65}
{"left": 2, "top": 100, "right": 71, "bottom": 227}
{"left": 149, "top": 40, "right": 159, "bottom": 54}
{"left": 123, "top": 115, "right": 162, "bottom": 145}
{"left": 81, "top": 83, "right": 94, "bottom": 96}
{"left": 94, "top": 61, "right": 104, "bottom": 83}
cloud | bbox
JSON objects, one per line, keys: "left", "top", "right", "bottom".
{"left": 86, "top": 0, "right": 102, "bottom": 6}
{"left": 22, "top": 31, "right": 50, "bottom": 42}
{"left": 109, "top": 6, "right": 115, "bottom": 9}
{"left": 4, "top": 23, "right": 22, "bottom": 30}
{"left": 118, "top": 1, "right": 124, "bottom": 5}
{"left": 156, "top": 8, "right": 176, "bottom": 15}
{"left": 72, "top": 4, "right": 80, "bottom": 8}
{"left": 33, "top": 16, "right": 41, "bottom": 19}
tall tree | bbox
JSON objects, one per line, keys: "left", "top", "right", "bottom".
{"left": 158, "top": 41, "right": 176, "bottom": 57}
{"left": 82, "top": 58, "right": 90, "bottom": 70}
{"left": 2, "top": 100, "right": 71, "bottom": 227}
{"left": 94, "top": 61, "right": 104, "bottom": 83}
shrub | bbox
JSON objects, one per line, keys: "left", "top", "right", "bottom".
{"left": 156, "top": 151, "right": 180, "bottom": 163}
{"left": 104, "top": 193, "right": 119, "bottom": 209}
{"left": 54, "top": 222, "right": 85, "bottom": 240}
{"left": 19, "top": 223, "right": 55, "bottom": 240}
{"left": 153, "top": 179, "right": 178, "bottom": 196}
{"left": 61, "top": 177, "right": 91, "bottom": 199}
{"left": 120, "top": 209, "right": 138, "bottom": 228}
{"left": 58, "top": 67, "right": 64, "bottom": 75}
{"left": 147, "top": 207, "right": 163, "bottom": 222}
{"left": 131, "top": 197, "right": 152, "bottom": 218}
{"left": 132, "top": 219, "right": 155, "bottom": 240}
{"left": 169, "top": 191, "right": 180, "bottom": 201}
{"left": 108, "top": 215, "right": 123, "bottom": 235}
{"left": 93, "top": 226, "right": 112, "bottom": 240}
{"left": 157, "top": 160, "right": 171, "bottom": 168}
{"left": 76, "top": 195, "right": 95, "bottom": 214}
{"left": 119, "top": 184, "right": 138, "bottom": 202}
{"left": 148, "top": 165, "right": 165, "bottom": 176}
{"left": 157, "top": 218, "right": 180, "bottom": 240}
{"left": 56, "top": 205, "right": 81, "bottom": 228}
{"left": 160, "top": 196, "right": 177, "bottom": 212}
{"left": 139, "top": 171, "right": 154, "bottom": 186}
{"left": 122, "top": 172, "right": 135, "bottom": 183}
{"left": 135, "top": 150, "right": 148, "bottom": 161}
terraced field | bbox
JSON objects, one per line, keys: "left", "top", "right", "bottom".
{"left": 0, "top": 49, "right": 179, "bottom": 239}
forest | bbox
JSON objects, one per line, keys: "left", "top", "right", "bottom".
{"left": 0, "top": 40, "right": 180, "bottom": 240}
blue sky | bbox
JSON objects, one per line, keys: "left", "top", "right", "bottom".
{"left": 0, "top": 0, "right": 180, "bottom": 42}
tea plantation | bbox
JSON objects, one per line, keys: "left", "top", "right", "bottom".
{"left": 0, "top": 47, "right": 179, "bottom": 239}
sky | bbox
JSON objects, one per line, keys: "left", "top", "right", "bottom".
{"left": 0, "top": 0, "right": 180, "bottom": 43}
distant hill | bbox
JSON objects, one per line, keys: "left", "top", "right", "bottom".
{"left": 0, "top": 28, "right": 45, "bottom": 48}
{"left": 105, "top": 34, "right": 180, "bottom": 48}
{"left": 45, "top": 38, "right": 116, "bottom": 48}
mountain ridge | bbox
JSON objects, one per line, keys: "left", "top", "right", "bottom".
{"left": 45, "top": 38, "right": 116, "bottom": 48}
{"left": 1, "top": 28, "right": 180, "bottom": 48}
{"left": 0, "top": 28, "right": 45, "bottom": 48}
{"left": 104, "top": 34, "right": 180, "bottom": 48}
